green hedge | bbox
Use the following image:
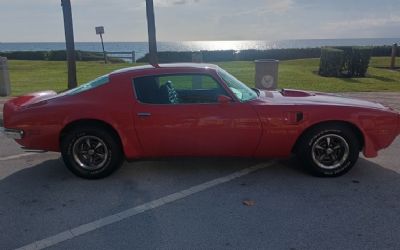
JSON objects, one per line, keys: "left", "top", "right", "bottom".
{"left": 0, "top": 51, "right": 47, "bottom": 60}
{"left": 137, "top": 48, "right": 323, "bottom": 63}
{"left": 319, "top": 48, "right": 344, "bottom": 77}
{"left": 0, "top": 46, "right": 394, "bottom": 64}
{"left": 137, "top": 46, "right": 393, "bottom": 63}
{"left": 319, "top": 47, "right": 372, "bottom": 77}
{"left": 348, "top": 47, "right": 372, "bottom": 77}
{"left": 0, "top": 50, "right": 123, "bottom": 62}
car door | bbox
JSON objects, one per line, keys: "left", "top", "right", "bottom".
{"left": 132, "top": 73, "right": 262, "bottom": 157}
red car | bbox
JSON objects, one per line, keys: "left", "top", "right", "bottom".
{"left": 2, "top": 63, "right": 400, "bottom": 179}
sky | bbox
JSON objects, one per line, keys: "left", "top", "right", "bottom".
{"left": 0, "top": 0, "right": 399, "bottom": 42}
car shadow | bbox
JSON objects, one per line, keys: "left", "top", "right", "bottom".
{"left": 1, "top": 156, "right": 400, "bottom": 249}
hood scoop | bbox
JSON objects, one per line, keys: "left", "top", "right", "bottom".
{"left": 280, "top": 89, "right": 315, "bottom": 97}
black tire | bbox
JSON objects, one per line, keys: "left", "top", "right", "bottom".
{"left": 61, "top": 126, "right": 124, "bottom": 179}
{"left": 297, "top": 124, "right": 360, "bottom": 177}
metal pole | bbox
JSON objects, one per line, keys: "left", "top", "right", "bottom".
{"left": 61, "top": 0, "right": 77, "bottom": 89}
{"left": 146, "top": 0, "right": 158, "bottom": 66}
{"left": 390, "top": 43, "right": 397, "bottom": 69}
{"left": 100, "top": 33, "right": 107, "bottom": 64}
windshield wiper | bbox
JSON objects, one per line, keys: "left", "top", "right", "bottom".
{"left": 251, "top": 88, "right": 261, "bottom": 97}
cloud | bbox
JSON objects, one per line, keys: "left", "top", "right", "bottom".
{"left": 218, "top": 0, "right": 295, "bottom": 18}
{"left": 154, "top": 0, "right": 200, "bottom": 7}
{"left": 325, "top": 15, "right": 400, "bottom": 31}
{"left": 263, "top": 0, "right": 295, "bottom": 13}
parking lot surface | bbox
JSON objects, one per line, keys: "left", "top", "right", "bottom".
{"left": 1, "top": 93, "right": 400, "bottom": 249}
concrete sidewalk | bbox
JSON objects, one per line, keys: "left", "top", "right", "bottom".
{"left": 342, "top": 92, "right": 400, "bottom": 111}
{"left": 0, "top": 93, "right": 399, "bottom": 126}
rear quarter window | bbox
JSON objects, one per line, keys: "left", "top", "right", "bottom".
{"left": 65, "top": 75, "right": 110, "bottom": 95}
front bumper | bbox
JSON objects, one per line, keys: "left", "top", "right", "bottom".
{"left": 0, "top": 127, "right": 24, "bottom": 140}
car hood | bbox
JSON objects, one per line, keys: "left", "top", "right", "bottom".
{"left": 258, "top": 89, "right": 389, "bottom": 110}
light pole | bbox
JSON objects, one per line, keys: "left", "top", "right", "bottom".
{"left": 96, "top": 26, "right": 107, "bottom": 64}
{"left": 146, "top": 0, "right": 158, "bottom": 66}
{"left": 61, "top": 0, "right": 77, "bottom": 89}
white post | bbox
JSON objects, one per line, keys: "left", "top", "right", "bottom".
{"left": 0, "top": 57, "right": 11, "bottom": 97}
{"left": 132, "top": 51, "right": 136, "bottom": 63}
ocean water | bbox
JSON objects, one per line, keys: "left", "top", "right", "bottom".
{"left": 1, "top": 38, "right": 399, "bottom": 60}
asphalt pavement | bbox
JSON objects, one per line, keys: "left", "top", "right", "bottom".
{"left": 1, "top": 93, "right": 400, "bottom": 250}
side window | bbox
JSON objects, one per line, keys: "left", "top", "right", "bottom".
{"left": 133, "top": 74, "right": 228, "bottom": 104}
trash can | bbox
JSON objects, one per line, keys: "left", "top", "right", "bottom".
{"left": 255, "top": 59, "right": 279, "bottom": 90}
{"left": 0, "top": 57, "right": 11, "bottom": 96}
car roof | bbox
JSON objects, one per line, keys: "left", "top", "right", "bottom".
{"left": 111, "top": 63, "right": 220, "bottom": 75}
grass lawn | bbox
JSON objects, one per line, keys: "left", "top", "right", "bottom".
{"left": 7, "top": 57, "right": 400, "bottom": 96}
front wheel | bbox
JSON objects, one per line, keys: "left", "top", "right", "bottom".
{"left": 61, "top": 126, "right": 124, "bottom": 179}
{"left": 297, "top": 124, "right": 360, "bottom": 177}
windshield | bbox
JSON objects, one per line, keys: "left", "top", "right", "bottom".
{"left": 64, "top": 75, "right": 109, "bottom": 95}
{"left": 217, "top": 69, "right": 258, "bottom": 102}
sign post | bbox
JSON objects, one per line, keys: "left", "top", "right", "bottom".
{"left": 96, "top": 26, "right": 107, "bottom": 64}
{"left": 61, "top": 0, "right": 77, "bottom": 89}
{"left": 146, "top": 0, "right": 158, "bottom": 66}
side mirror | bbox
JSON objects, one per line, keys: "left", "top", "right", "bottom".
{"left": 217, "top": 95, "right": 233, "bottom": 104}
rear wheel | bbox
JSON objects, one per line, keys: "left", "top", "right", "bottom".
{"left": 61, "top": 126, "right": 124, "bottom": 179}
{"left": 297, "top": 124, "right": 360, "bottom": 177}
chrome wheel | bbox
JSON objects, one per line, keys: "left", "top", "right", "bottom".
{"left": 72, "top": 135, "right": 109, "bottom": 170}
{"left": 311, "top": 134, "right": 350, "bottom": 170}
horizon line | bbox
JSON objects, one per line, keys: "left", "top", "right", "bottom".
{"left": 1, "top": 37, "right": 400, "bottom": 43}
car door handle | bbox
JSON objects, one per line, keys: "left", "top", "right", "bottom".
{"left": 137, "top": 112, "right": 152, "bottom": 117}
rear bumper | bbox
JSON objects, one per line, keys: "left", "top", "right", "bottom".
{"left": 0, "top": 127, "right": 24, "bottom": 140}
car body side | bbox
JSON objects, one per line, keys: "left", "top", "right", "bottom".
{"left": 3, "top": 66, "right": 400, "bottom": 160}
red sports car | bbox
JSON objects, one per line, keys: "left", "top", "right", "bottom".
{"left": 2, "top": 63, "right": 399, "bottom": 179}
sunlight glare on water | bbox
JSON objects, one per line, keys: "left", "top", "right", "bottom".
{"left": 180, "top": 40, "right": 274, "bottom": 51}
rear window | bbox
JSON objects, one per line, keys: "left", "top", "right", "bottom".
{"left": 65, "top": 75, "right": 109, "bottom": 95}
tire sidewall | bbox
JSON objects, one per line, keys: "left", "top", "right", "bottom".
{"left": 61, "top": 127, "right": 122, "bottom": 179}
{"left": 301, "top": 126, "right": 359, "bottom": 177}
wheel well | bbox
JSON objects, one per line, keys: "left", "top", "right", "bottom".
{"left": 60, "top": 119, "right": 123, "bottom": 148}
{"left": 292, "top": 121, "right": 365, "bottom": 153}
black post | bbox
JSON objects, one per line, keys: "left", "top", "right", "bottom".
{"left": 146, "top": 0, "right": 158, "bottom": 66}
{"left": 61, "top": 0, "right": 77, "bottom": 89}
{"left": 99, "top": 33, "right": 107, "bottom": 64}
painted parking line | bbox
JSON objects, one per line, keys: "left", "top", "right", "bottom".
{"left": 15, "top": 161, "right": 277, "bottom": 250}
{"left": 0, "top": 152, "right": 44, "bottom": 161}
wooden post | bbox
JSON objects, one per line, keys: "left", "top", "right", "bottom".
{"left": 0, "top": 57, "right": 11, "bottom": 96}
{"left": 61, "top": 0, "right": 77, "bottom": 89}
{"left": 146, "top": 0, "right": 158, "bottom": 66}
{"left": 391, "top": 43, "right": 397, "bottom": 69}
{"left": 132, "top": 51, "right": 136, "bottom": 63}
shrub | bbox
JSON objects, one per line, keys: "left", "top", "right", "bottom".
{"left": 46, "top": 50, "right": 69, "bottom": 61}
{"left": 0, "top": 51, "right": 47, "bottom": 60}
{"left": 347, "top": 47, "right": 372, "bottom": 77}
{"left": 237, "top": 48, "right": 322, "bottom": 61}
{"left": 137, "top": 48, "right": 323, "bottom": 63}
{"left": 319, "top": 47, "right": 372, "bottom": 77}
{"left": 371, "top": 45, "right": 400, "bottom": 57}
{"left": 319, "top": 48, "right": 344, "bottom": 77}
